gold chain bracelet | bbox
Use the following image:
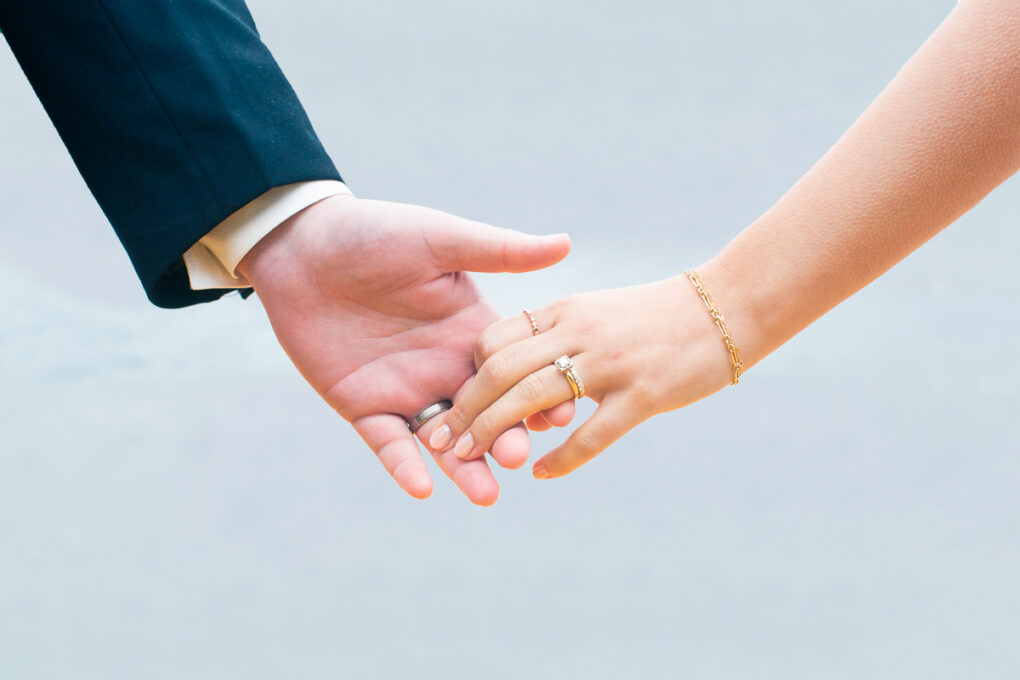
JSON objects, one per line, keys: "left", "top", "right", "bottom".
{"left": 684, "top": 270, "right": 743, "bottom": 385}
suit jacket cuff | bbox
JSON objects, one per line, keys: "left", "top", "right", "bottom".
{"left": 183, "top": 180, "right": 352, "bottom": 290}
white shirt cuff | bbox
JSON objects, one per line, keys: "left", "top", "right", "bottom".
{"left": 183, "top": 180, "right": 352, "bottom": 290}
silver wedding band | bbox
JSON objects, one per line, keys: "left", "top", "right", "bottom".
{"left": 408, "top": 400, "right": 453, "bottom": 434}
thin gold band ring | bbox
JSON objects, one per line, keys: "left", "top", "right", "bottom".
{"left": 523, "top": 309, "right": 541, "bottom": 336}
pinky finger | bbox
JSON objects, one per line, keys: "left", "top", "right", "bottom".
{"left": 353, "top": 414, "right": 434, "bottom": 499}
{"left": 525, "top": 413, "right": 552, "bottom": 432}
{"left": 532, "top": 398, "right": 643, "bottom": 480}
{"left": 541, "top": 400, "right": 576, "bottom": 428}
{"left": 526, "top": 400, "right": 575, "bottom": 432}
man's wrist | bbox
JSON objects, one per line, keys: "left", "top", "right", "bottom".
{"left": 236, "top": 192, "right": 356, "bottom": 288}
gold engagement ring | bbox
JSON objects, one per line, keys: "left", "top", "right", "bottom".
{"left": 554, "top": 355, "right": 585, "bottom": 399}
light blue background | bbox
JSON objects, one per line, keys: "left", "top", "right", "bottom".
{"left": 2, "top": 1, "right": 1018, "bottom": 677}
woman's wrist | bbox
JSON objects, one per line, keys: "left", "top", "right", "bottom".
{"left": 687, "top": 255, "right": 775, "bottom": 377}
{"left": 653, "top": 275, "right": 740, "bottom": 402}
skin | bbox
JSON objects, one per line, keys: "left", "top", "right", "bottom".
{"left": 431, "top": 0, "right": 1020, "bottom": 479}
{"left": 236, "top": 193, "right": 572, "bottom": 504}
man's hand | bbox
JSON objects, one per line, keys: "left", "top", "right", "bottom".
{"left": 236, "top": 194, "right": 570, "bottom": 505}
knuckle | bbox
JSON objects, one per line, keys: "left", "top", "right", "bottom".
{"left": 629, "top": 378, "right": 666, "bottom": 415}
{"left": 575, "top": 319, "right": 597, "bottom": 338}
{"left": 552, "top": 295, "right": 600, "bottom": 334}
{"left": 472, "top": 412, "right": 498, "bottom": 441}
{"left": 574, "top": 430, "right": 602, "bottom": 455}
{"left": 552, "top": 294, "right": 579, "bottom": 316}
{"left": 474, "top": 328, "right": 500, "bottom": 363}
{"left": 444, "top": 407, "right": 469, "bottom": 433}
{"left": 607, "top": 345, "right": 626, "bottom": 362}
{"left": 480, "top": 352, "right": 511, "bottom": 387}
{"left": 560, "top": 293, "right": 582, "bottom": 307}
{"left": 626, "top": 385, "right": 657, "bottom": 413}
{"left": 516, "top": 373, "right": 547, "bottom": 403}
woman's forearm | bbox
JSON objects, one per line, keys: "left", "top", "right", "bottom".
{"left": 702, "top": 0, "right": 1020, "bottom": 369}
{"left": 432, "top": 1, "right": 1020, "bottom": 479}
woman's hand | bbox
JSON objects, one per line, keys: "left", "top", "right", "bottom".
{"left": 428, "top": 275, "right": 738, "bottom": 479}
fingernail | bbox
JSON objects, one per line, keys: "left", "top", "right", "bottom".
{"left": 454, "top": 432, "right": 475, "bottom": 459}
{"left": 429, "top": 424, "right": 452, "bottom": 450}
{"left": 533, "top": 464, "right": 550, "bottom": 480}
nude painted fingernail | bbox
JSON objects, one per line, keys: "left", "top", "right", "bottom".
{"left": 429, "top": 424, "right": 452, "bottom": 450}
{"left": 454, "top": 433, "right": 475, "bottom": 459}
{"left": 533, "top": 464, "right": 550, "bottom": 480}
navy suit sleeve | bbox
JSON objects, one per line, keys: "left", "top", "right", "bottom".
{"left": 0, "top": 0, "right": 342, "bottom": 308}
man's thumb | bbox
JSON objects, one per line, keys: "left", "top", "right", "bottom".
{"left": 431, "top": 218, "right": 571, "bottom": 273}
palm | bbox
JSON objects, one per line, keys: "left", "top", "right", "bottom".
{"left": 240, "top": 195, "right": 570, "bottom": 504}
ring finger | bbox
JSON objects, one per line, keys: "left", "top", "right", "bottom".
{"left": 452, "top": 356, "right": 595, "bottom": 461}
{"left": 475, "top": 308, "right": 575, "bottom": 432}
{"left": 431, "top": 329, "right": 573, "bottom": 452}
